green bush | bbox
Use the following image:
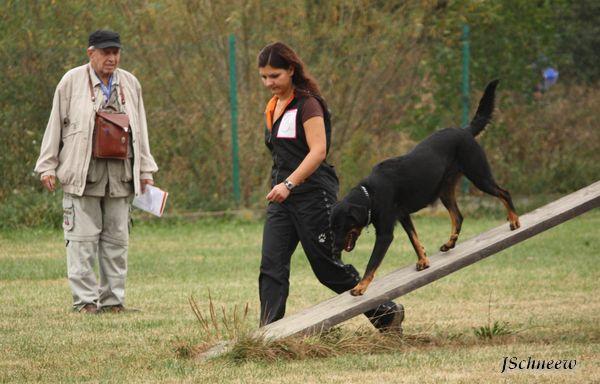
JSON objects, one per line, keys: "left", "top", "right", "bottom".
{"left": 1, "top": 0, "right": 598, "bottom": 228}
{"left": 0, "top": 189, "right": 62, "bottom": 230}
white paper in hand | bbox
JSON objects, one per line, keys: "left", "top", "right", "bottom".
{"left": 132, "top": 185, "right": 168, "bottom": 217}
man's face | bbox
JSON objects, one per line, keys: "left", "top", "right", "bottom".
{"left": 87, "top": 47, "right": 120, "bottom": 78}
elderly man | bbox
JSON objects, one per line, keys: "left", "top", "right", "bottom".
{"left": 35, "top": 30, "right": 158, "bottom": 314}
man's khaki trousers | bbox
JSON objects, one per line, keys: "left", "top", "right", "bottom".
{"left": 62, "top": 193, "right": 131, "bottom": 310}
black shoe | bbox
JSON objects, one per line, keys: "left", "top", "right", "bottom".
{"left": 379, "top": 305, "right": 404, "bottom": 335}
{"left": 370, "top": 302, "right": 404, "bottom": 335}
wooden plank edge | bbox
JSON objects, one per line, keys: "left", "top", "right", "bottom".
{"left": 199, "top": 181, "right": 600, "bottom": 358}
{"left": 259, "top": 182, "right": 600, "bottom": 339}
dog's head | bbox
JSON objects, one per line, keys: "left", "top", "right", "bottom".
{"left": 330, "top": 197, "right": 369, "bottom": 258}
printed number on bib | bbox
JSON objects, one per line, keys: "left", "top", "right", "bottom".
{"left": 277, "top": 109, "right": 297, "bottom": 139}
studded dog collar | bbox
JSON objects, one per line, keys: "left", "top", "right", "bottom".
{"left": 360, "top": 185, "right": 372, "bottom": 227}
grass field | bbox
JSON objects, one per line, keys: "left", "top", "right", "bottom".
{"left": 1, "top": 208, "right": 599, "bottom": 383}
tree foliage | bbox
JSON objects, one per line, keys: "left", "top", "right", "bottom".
{"left": 1, "top": 0, "right": 598, "bottom": 227}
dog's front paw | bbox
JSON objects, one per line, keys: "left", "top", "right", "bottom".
{"left": 440, "top": 235, "right": 458, "bottom": 252}
{"left": 416, "top": 257, "right": 430, "bottom": 271}
{"left": 350, "top": 285, "right": 366, "bottom": 296}
{"left": 440, "top": 243, "right": 454, "bottom": 252}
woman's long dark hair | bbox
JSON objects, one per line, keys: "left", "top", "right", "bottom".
{"left": 258, "top": 42, "right": 324, "bottom": 101}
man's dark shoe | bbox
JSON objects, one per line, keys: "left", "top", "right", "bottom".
{"left": 99, "top": 304, "right": 124, "bottom": 313}
{"left": 99, "top": 305, "right": 140, "bottom": 314}
{"left": 78, "top": 303, "right": 98, "bottom": 314}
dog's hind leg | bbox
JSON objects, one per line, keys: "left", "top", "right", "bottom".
{"left": 490, "top": 184, "right": 520, "bottom": 230}
{"left": 399, "top": 215, "right": 430, "bottom": 271}
{"left": 458, "top": 139, "right": 521, "bottom": 231}
{"left": 467, "top": 178, "right": 520, "bottom": 231}
{"left": 439, "top": 174, "right": 464, "bottom": 252}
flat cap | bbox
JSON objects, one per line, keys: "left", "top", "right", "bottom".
{"left": 88, "top": 30, "right": 121, "bottom": 49}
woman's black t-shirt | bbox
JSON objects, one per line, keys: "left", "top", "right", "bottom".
{"left": 264, "top": 94, "right": 339, "bottom": 194}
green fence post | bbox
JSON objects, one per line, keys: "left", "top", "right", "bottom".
{"left": 461, "top": 24, "right": 470, "bottom": 127}
{"left": 461, "top": 24, "right": 470, "bottom": 194}
{"left": 229, "top": 34, "right": 241, "bottom": 205}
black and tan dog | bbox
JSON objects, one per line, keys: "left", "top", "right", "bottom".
{"left": 330, "top": 80, "right": 520, "bottom": 296}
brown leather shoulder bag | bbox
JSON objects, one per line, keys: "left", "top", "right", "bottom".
{"left": 92, "top": 112, "right": 130, "bottom": 160}
{"left": 87, "top": 65, "right": 130, "bottom": 160}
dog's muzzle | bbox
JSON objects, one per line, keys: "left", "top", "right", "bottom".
{"left": 344, "top": 228, "right": 362, "bottom": 252}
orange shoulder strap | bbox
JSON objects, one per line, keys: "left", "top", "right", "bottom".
{"left": 264, "top": 96, "right": 278, "bottom": 131}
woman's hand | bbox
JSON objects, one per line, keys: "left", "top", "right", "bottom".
{"left": 266, "top": 183, "right": 291, "bottom": 203}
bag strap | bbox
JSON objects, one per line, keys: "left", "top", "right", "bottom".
{"left": 87, "top": 64, "right": 126, "bottom": 105}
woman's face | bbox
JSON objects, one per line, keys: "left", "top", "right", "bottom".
{"left": 259, "top": 65, "right": 294, "bottom": 97}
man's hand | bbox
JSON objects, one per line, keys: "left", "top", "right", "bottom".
{"left": 266, "top": 183, "right": 291, "bottom": 203}
{"left": 141, "top": 178, "right": 154, "bottom": 193}
{"left": 41, "top": 175, "right": 56, "bottom": 192}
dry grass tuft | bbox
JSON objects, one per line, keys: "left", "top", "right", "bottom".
{"left": 189, "top": 292, "right": 251, "bottom": 343}
{"left": 185, "top": 292, "right": 428, "bottom": 362}
{"left": 223, "top": 326, "right": 456, "bottom": 363}
{"left": 184, "top": 291, "right": 525, "bottom": 362}
{"left": 173, "top": 339, "right": 222, "bottom": 360}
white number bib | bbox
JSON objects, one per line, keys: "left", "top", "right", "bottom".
{"left": 276, "top": 109, "right": 297, "bottom": 139}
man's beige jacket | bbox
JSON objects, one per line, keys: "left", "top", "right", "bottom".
{"left": 35, "top": 64, "right": 158, "bottom": 196}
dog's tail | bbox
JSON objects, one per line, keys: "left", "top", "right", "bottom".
{"left": 468, "top": 79, "right": 499, "bottom": 137}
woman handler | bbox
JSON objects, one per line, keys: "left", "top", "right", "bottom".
{"left": 258, "top": 42, "right": 404, "bottom": 331}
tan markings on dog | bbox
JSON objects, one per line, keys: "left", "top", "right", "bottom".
{"left": 350, "top": 272, "right": 375, "bottom": 296}
{"left": 499, "top": 198, "right": 521, "bottom": 230}
{"left": 344, "top": 228, "right": 362, "bottom": 252}
{"left": 408, "top": 229, "right": 429, "bottom": 271}
{"left": 441, "top": 234, "right": 459, "bottom": 252}
{"left": 441, "top": 213, "right": 461, "bottom": 251}
{"left": 440, "top": 175, "right": 463, "bottom": 252}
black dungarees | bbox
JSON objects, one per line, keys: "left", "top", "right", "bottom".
{"left": 259, "top": 94, "right": 400, "bottom": 327}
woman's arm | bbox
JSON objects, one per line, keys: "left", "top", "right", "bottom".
{"left": 266, "top": 116, "right": 327, "bottom": 202}
{"left": 287, "top": 116, "right": 326, "bottom": 185}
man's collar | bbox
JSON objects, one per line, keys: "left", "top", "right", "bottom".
{"left": 88, "top": 64, "right": 120, "bottom": 87}
{"left": 88, "top": 65, "right": 101, "bottom": 87}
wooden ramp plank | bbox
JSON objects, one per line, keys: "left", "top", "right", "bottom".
{"left": 258, "top": 180, "right": 600, "bottom": 340}
{"left": 200, "top": 181, "right": 600, "bottom": 359}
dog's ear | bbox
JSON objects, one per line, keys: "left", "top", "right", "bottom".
{"left": 348, "top": 203, "right": 368, "bottom": 226}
